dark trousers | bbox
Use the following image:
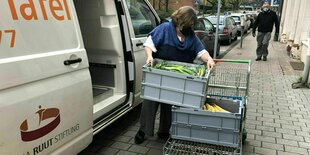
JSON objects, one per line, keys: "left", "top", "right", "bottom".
{"left": 139, "top": 100, "right": 172, "bottom": 136}
{"left": 256, "top": 32, "right": 271, "bottom": 58}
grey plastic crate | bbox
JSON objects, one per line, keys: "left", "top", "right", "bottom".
{"left": 141, "top": 59, "right": 210, "bottom": 108}
{"left": 171, "top": 97, "right": 243, "bottom": 148}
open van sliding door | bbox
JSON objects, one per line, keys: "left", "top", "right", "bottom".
{"left": 121, "top": 0, "right": 160, "bottom": 106}
{"left": 73, "top": 0, "right": 134, "bottom": 134}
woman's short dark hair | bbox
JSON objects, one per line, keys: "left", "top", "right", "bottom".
{"left": 171, "top": 6, "right": 198, "bottom": 29}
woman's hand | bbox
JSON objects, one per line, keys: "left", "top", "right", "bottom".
{"left": 144, "top": 47, "right": 154, "bottom": 66}
{"left": 200, "top": 51, "right": 215, "bottom": 70}
{"left": 146, "top": 56, "right": 154, "bottom": 66}
{"left": 207, "top": 58, "right": 215, "bottom": 70}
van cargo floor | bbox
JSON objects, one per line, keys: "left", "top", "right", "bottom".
{"left": 92, "top": 86, "right": 113, "bottom": 103}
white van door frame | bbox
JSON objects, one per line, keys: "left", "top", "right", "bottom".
{"left": 119, "top": 0, "right": 160, "bottom": 106}
{"left": 92, "top": 0, "right": 137, "bottom": 134}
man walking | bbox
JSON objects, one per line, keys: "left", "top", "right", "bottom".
{"left": 252, "top": 3, "right": 279, "bottom": 61}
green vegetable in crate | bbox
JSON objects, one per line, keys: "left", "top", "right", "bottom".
{"left": 162, "top": 65, "right": 196, "bottom": 75}
{"left": 152, "top": 61, "right": 206, "bottom": 77}
{"left": 196, "top": 65, "right": 206, "bottom": 77}
{"left": 153, "top": 61, "right": 167, "bottom": 69}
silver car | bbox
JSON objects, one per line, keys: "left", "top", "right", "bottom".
{"left": 194, "top": 16, "right": 220, "bottom": 57}
{"left": 207, "top": 15, "right": 238, "bottom": 45}
{"left": 231, "top": 13, "right": 250, "bottom": 35}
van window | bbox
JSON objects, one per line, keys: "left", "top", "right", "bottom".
{"left": 126, "top": 0, "right": 157, "bottom": 37}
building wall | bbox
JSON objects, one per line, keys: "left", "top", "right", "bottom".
{"left": 294, "top": 0, "right": 307, "bottom": 44}
{"left": 279, "top": 0, "right": 287, "bottom": 37}
{"left": 149, "top": 0, "right": 194, "bottom": 11}
{"left": 280, "top": 0, "right": 310, "bottom": 62}
{"left": 282, "top": 0, "right": 295, "bottom": 40}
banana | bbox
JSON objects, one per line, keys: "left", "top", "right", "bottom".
{"left": 206, "top": 103, "right": 215, "bottom": 112}
{"left": 213, "top": 104, "right": 230, "bottom": 113}
{"left": 203, "top": 104, "right": 207, "bottom": 110}
{"left": 203, "top": 103, "right": 230, "bottom": 113}
{"left": 204, "top": 104, "right": 209, "bottom": 111}
{"left": 211, "top": 104, "right": 220, "bottom": 112}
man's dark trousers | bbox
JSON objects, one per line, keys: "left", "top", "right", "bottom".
{"left": 256, "top": 32, "right": 271, "bottom": 58}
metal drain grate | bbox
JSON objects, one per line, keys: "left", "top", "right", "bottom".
{"left": 163, "top": 138, "right": 241, "bottom": 155}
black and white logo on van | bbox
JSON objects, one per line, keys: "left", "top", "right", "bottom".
{"left": 20, "top": 106, "right": 60, "bottom": 142}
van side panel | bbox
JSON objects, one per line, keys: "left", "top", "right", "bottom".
{"left": 0, "top": 0, "right": 93, "bottom": 154}
{"left": 0, "top": 0, "right": 89, "bottom": 90}
{"left": 0, "top": 70, "right": 92, "bottom": 155}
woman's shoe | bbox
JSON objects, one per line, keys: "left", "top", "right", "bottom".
{"left": 134, "top": 130, "right": 145, "bottom": 144}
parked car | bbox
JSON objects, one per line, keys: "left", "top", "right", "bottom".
{"left": 231, "top": 13, "right": 250, "bottom": 35}
{"left": 164, "top": 17, "right": 220, "bottom": 57}
{"left": 207, "top": 15, "right": 238, "bottom": 45}
{"left": 194, "top": 16, "right": 220, "bottom": 57}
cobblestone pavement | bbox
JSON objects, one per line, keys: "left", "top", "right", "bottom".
{"left": 79, "top": 34, "right": 310, "bottom": 155}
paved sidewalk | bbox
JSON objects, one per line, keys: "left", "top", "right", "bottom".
{"left": 227, "top": 35, "right": 310, "bottom": 155}
{"left": 79, "top": 35, "right": 310, "bottom": 155}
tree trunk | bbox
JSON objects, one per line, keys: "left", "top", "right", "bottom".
{"left": 235, "top": 4, "right": 239, "bottom": 10}
{"left": 152, "top": 0, "right": 155, "bottom": 9}
{"left": 165, "top": 0, "right": 168, "bottom": 12}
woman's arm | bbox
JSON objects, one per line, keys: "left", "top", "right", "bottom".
{"left": 145, "top": 46, "right": 154, "bottom": 65}
{"left": 143, "top": 36, "right": 157, "bottom": 66}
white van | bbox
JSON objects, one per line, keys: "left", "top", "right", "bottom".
{"left": 0, "top": 0, "right": 159, "bottom": 154}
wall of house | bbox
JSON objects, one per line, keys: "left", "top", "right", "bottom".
{"left": 280, "top": 0, "right": 310, "bottom": 62}
{"left": 149, "top": 0, "right": 194, "bottom": 11}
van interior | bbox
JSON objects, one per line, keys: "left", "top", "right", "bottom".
{"left": 73, "top": 0, "right": 129, "bottom": 127}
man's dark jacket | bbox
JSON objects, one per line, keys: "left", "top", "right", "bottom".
{"left": 253, "top": 10, "right": 279, "bottom": 33}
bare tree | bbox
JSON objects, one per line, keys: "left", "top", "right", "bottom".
{"left": 206, "top": 0, "right": 227, "bottom": 14}
{"left": 227, "top": 0, "right": 244, "bottom": 10}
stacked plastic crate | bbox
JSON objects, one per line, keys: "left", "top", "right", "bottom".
{"left": 141, "top": 59, "right": 248, "bottom": 154}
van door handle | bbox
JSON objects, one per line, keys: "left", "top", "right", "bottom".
{"left": 136, "top": 42, "right": 143, "bottom": 47}
{"left": 64, "top": 58, "right": 82, "bottom": 65}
